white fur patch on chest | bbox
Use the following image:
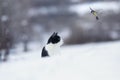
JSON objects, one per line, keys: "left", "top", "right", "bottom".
{"left": 45, "top": 43, "right": 61, "bottom": 56}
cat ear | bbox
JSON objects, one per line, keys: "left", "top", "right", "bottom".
{"left": 51, "top": 32, "right": 56, "bottom": 37}
{"left": 55, "top": 32, "right": 58, "bottom": 35}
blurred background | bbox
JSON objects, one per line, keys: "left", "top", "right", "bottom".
{"left": 0, "top": 0, "right": 120, "bottom": 61}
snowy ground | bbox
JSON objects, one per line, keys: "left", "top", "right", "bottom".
{"left": 0, "top": 41, "right": 120, "bottom": 80}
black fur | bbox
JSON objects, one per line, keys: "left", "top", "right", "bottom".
{"left": 47, "top": 32, "right": 60, "bottom": 44}
{"left": 41, "top": 47, "right": 49, "bottom": 57}
{"left": 96, "top": 16, "right": 99, "bottom": 20}
{"left": 91, "top": 10, "right": 95, "bottom": 13}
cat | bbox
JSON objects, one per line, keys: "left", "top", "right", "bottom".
{"left": 41, "top": 32, "right": 63, "bottom": 57}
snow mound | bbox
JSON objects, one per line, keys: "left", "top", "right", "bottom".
{"left": 0, "top": 41, "right": 120, "bottom": 80}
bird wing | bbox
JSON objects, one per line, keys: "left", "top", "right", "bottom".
{"left": 93, "top": 12, "right": 98, "bottom": 16}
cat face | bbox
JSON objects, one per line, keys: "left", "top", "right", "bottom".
{"left": 47, "top": 32, "right": 63, "bottom": 45}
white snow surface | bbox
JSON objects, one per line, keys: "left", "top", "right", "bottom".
{"left": 0, "top": 41, "right": 120, "bottom": 80}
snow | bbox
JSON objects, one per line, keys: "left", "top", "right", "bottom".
{"left": 0, "top": 41, "right": 120, "bottom": 80}
{"left": 28, "top": 1, "right": 120, "bottom": 17}
{"left": 109, "top": 31, "right": 119, "bottom": 39}
{"left": 28, "top": 7, "right": 58, "bottom": 17}
{"left": 1, "top": 15, "right": 9, "bottom": 22}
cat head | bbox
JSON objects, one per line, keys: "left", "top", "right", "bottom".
{"left": 47, "top": 32, "right": 63, "bottom": 46}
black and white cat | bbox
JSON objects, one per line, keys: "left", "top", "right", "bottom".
{"left": 41, "top": 32, "right": 63, "bottom": 57}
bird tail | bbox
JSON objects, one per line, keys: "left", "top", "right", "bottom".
{"left": 96, "top": 16, "right": 99, "bottom": 20}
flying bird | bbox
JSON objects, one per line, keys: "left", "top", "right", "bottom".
{"left": 90, "top": 7, "right": 99, "bottom": 20}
